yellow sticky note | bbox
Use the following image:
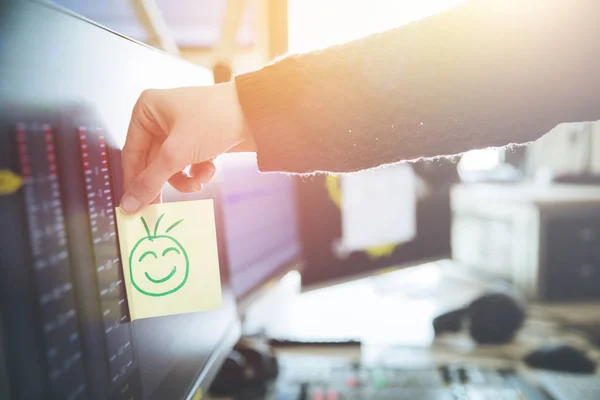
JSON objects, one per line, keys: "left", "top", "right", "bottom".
{"left": 115, "top": 200, "right": 222, "bottom": 320}
{"left": 191, "top": 388, "right": 202, "bottom": 400}
{"left": 0, "top": 169, "right": 23, "bottom": 195}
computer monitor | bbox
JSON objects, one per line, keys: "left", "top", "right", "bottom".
{"left": 0, "top": 1, "right": 239, "bottom": 399}
{"left": 216, "top": 153, "right": 303, "bottom": 308}
{"left": 297, "top": 160, "right": 459, "bottom": 290}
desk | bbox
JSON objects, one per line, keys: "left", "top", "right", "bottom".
{"left": 210, "top": 261, "right": 600, "bottom": 399}
{"left": 252, "top": 260, "right": 599, "bottom": 364}
{"left": 245, "top": 260, "right": 598, "bottom": 347}
{"left": 243, "top": 261, "right": 480, "bottom": 346}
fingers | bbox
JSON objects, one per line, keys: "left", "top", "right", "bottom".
{"left": 120, "top": 139, "right": 186, "bottom": 214}
{"left": 122, "top": 90, "right": 165, "bottom": 192}
{"left": 167, "top": 161, "right": 216, "bottom": 192}
{"left": 191, "top": 161, "right": 217, "bottom": 182}
{"left": 151, "top": 193, "right": 162, "bottom": 205}
{"left": 168, "top": 171, "right": 200, "bottom": 193}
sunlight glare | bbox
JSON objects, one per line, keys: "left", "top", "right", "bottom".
{"left": 289, "top": 0, "right": 465, "bottom": 53}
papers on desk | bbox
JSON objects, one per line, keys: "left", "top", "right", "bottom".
{"left": 340, "top": 164, "right": 416, "bottom": 252}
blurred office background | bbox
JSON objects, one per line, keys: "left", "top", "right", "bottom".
{"left": 52, "top": 0, "right": 600, "bottom": 345}
{"left": 5, "top": 1, "right": 600, "bottom": 398}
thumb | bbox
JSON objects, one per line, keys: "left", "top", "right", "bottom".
{"left": 120, "top": 139, "right": 186, "bottom": 214}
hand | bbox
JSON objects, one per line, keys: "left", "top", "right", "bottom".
{"left": 120, "top": 82, "right": 255, "bottom": 214}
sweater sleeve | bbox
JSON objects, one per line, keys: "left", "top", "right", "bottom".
{"left": 235, "top": 0, "right": 600, "bottom": 174}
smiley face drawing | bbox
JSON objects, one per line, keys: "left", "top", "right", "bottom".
{"left": 129, "top": 214, "right": 189, "bottom": 297}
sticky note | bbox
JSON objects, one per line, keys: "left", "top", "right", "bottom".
{"left": 0, "top": 169, "right": 23, "bottom": 195}
{"left": 115, "top": 200, "right": 222, "bottom": 320}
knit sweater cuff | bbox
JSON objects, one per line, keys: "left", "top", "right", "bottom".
{"left": 234, "top": 59, "right": 309, "bottom": 173}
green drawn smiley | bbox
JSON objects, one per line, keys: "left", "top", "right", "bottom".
{"left": 129, "top": 214, "right": 189, "bottom": 297}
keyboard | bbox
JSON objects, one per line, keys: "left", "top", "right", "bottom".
{"left": 538, "top": 372, "right": 600, "bottom": 400}
{"left": 266, "top": 356, "right": 549, "bottom": 400}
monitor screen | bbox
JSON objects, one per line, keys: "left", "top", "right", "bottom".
{"left": 298, "top": 160, "right": 458, "bottom": 290}
{"left": 217, "top": 153, "right": 302, "bottom": 302}
{"left": 0, "top": 1, "right": 239, "bottom": 399}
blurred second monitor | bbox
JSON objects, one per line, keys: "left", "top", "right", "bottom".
{"left": 298, "top": 159, "right": 459, "bottom": 290}
{"left": 216, "top": 154, "right": 458, "bottom": 306}
{"left": 217, "top": 153, "right": 303, "bottom": 306}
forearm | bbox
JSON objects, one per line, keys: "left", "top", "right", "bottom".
{"left": 236, "top": 0, "right": 600, "bottom": 173}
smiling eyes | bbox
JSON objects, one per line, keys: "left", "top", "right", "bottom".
{"left": 138, "top": 247, "right": 181, "bottom": 262}
{"left": 162, "top": 247, "right": 180, "bottom": 256}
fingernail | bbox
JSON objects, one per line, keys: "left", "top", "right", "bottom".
{"left": 120, "top": 194, "right": 141, "bottom": 214}
{"left": 193, "top": 183, "right": 203, "bottom": 192}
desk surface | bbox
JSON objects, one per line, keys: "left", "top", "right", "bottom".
{"left": 243, "top": 260, "right": 600, "bottom": 368}
{"left": 210, "top": 261, "right": 600, "bottom": 399}
{"left": 244, "top": 260, "right": 599, "bottom": 346}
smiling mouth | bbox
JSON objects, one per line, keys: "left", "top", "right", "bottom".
{"left": 145, "top": 266, "right": 177, "bottom": 284}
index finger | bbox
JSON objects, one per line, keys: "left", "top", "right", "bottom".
{"left": 122, "top": 97, "right": 162, "bottom": 192}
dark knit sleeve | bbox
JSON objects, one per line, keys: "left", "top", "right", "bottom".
{"left": 235, "top": 0, "right": 600, "bottom": 174}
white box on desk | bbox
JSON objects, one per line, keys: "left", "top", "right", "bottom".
{"left": 451, "top": 183, "right": 600, "bottom": 301}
